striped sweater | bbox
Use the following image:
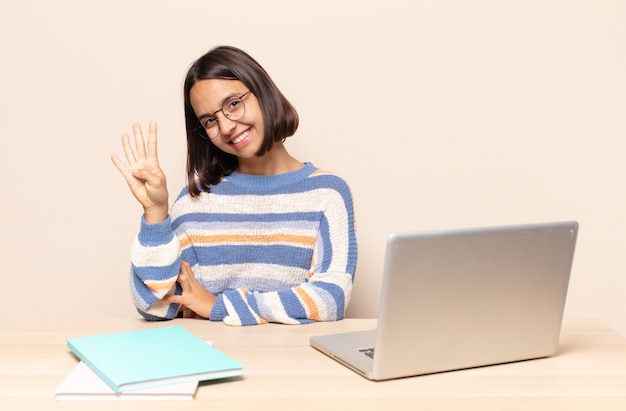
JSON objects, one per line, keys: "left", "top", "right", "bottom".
{"left": 130, "top": 162, "right": 358, "bottom": 326}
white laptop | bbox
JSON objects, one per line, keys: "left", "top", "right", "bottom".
{"left": 310, "top": 221, "right": 578, "bottom": 381}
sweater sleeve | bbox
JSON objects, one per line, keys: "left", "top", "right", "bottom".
{"left": 209, "top": 178, "right": 358, "bottom": 326}
{"left": 129, "top": 215, "right": 183, "bottom": 320}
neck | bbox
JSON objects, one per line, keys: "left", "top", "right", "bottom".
{"left": 237, "top": 142, "right": 303, "bottom": 176}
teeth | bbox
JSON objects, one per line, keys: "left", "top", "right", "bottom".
{"left": 232, "top": 130, "right": 250, "bottom": 144}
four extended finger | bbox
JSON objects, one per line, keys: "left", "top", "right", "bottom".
{"left": 147, "top": 121, "right": 159, "bottom": 164}
{"left": 110, "top": 154, "right": 137, "bottom": 185}
{"left": 120, "top": 133, "right": 139, "bottom": 168}
{"left": 132, "top": 122, "right": 147, "bottom": 160}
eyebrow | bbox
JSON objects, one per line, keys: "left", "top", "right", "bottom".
{"left": 196, "top": 91, "right": 244, "bottom": 122}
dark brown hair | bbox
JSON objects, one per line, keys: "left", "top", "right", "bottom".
{"left": 183, "top": 46, "right": 299, "bottom": 196}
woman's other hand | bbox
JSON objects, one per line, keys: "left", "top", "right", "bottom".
{"left": 164, "top": 261, "right": 217, "bottom": 319}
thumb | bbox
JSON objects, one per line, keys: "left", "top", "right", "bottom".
{"left": 163, "top": 294, "right": 183, "bottom": 305}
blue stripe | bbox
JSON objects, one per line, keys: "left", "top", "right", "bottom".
{"left": 172, "top": 211, "right": 322, "bottom": 230}
{"left": 347, "top": 228, "right": 358, "bottom": 274}
{"left": 209, "top": 294, "right": 227, "bottom": 321}
{"left": 215, "top": 169, "right": 350, "bottom": 197}
{"left": 180, "top": 248, "right": 199, "bottom": 265}
{"left": 247, "top": 292, "right": 260, "bottom": 315}
{"left": 131, "top": 272, "right": 158, "bottom": 307}
{"left": 278, "top": 289, "right": 308, "bottom": 319}
{"left": 137, "top": 216, "right": 174, "bottom": 247}
{"left": 223, "top": 289, "right": 258, "bottom": 325}
{"left": 132, "top": 260, "right": 180, "bottom": 281}
{"left": 318, "top": 215, "right": 332, "bottom": 272}
{"left": 132, "top": 273, "right": 181, "bottom": 319}
{"left": 314, "top": 282, "right": 345, "bottom": 319}
{"left": 137, "top": 309, "right": 169, "bottom": 321}
{"left": 195, "top": 245, "right": 312, "bottom": 268}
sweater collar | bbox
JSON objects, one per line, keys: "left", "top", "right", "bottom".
{"left": 224, "top": 162, "right": 316, "bottom": 190}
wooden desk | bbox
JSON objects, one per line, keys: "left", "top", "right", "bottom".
{"left": 1, "top": 318, "right": 625, "bottom": 410}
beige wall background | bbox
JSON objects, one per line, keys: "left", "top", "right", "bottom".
{"left": 1, "top": 0, "right": 624, "bottom": 334}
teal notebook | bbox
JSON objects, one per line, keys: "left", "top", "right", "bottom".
{"left": 67, "top": 326, "right": 243, "bottom": 392}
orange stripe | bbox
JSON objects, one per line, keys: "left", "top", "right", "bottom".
{"left": 145, "top": 279, "right": 177, "bottom": 291}
{"left": 310, "top": 169, "right": 333, "bottom": 176}
{"left": 180, "top": 233, "right": 316, "bottom": 249}
{"left": 295, "top": 287, "right": 319, "bottom": 321}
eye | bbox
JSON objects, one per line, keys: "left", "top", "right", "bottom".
{"left": 203, "top": 116, "right": 217, "bottom": 128}
{"left": 226, "top": 98, "right": 241, "bottom": 112}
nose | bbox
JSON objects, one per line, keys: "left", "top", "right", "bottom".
{"left": 216, "top": 111, "right": 237, "bottom": 136}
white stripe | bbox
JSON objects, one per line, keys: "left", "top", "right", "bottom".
{"left": 130, "top": 237, "right": 180, "bottom": 267}
{"left": 255, "top": 292, "right": 292, "bottom": 323}
{"left": 308, "top": 272, "right": 353, "bottom": 319}
{"left": 174, "top": 188, "right": 347, "bottom": 215}
{"left": 177, "top": 220, "right": 320, "bottom": 234}
{"left": 221, "top": 298, "right": 242, "bottom": 326}
{"left": 179, "top": 226, "right": 318, "bottom": 238}
{"left": 195, "top": 263, "right": 309, "bottom": 290}
{"left": 138, "top": 298, "right": 176, "bottom": 317}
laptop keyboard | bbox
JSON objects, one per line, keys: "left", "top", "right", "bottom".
{"left": 359, "top": 347, "right": 375, "bottom": 359}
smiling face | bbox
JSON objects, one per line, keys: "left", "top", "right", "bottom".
{"left": 189, "top": 78, "right": 265, "bottom": 159}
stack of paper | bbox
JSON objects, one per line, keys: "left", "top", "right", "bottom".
{"left": 55, "top": 361, "right": 198, "bottom": 400}
{"left": 55, "top": 325, "right": 243, "bottom": 400}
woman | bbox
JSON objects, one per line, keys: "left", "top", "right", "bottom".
{"left": 112, "top": 46, "right": 358, "bottom": 325}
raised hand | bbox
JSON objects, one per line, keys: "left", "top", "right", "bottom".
{"left": 111, "top": 121, "right": 169, "bottom": 223}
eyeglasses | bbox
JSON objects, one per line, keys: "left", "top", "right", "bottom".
{"left": 197, "top": 90, "right": 251, "bottom": 140}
